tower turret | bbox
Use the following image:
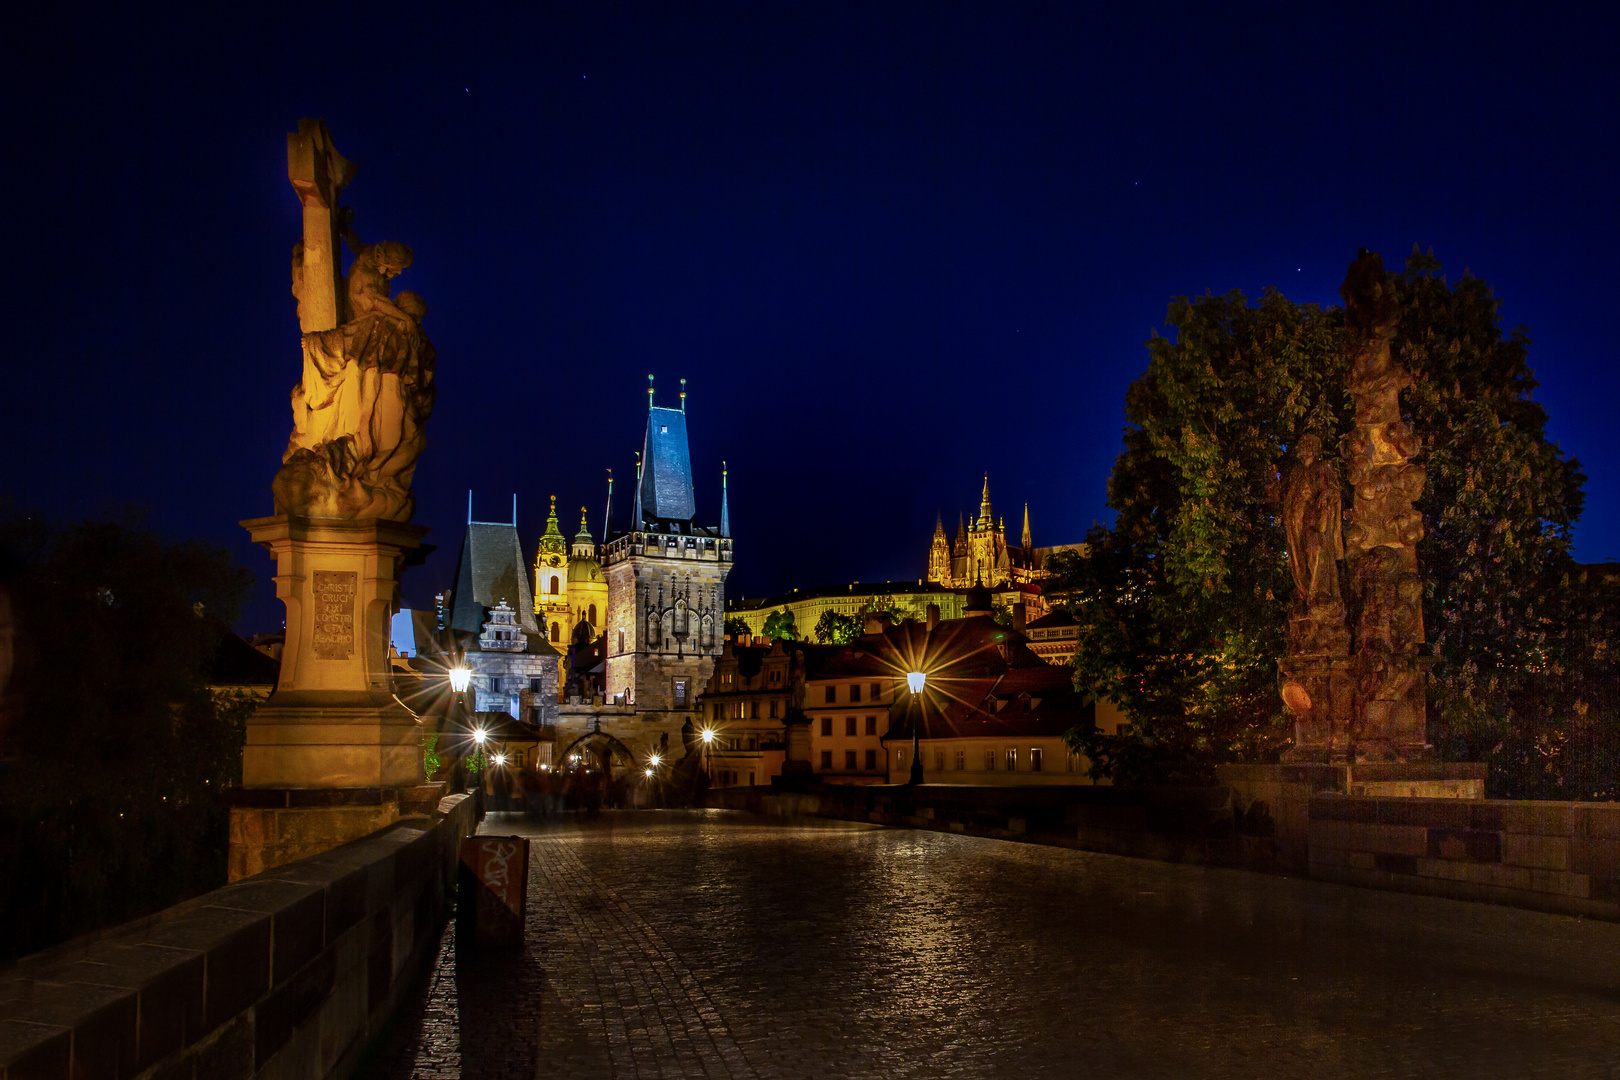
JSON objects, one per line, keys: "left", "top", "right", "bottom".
{"left": 534, "top": 495, "right": 571, "bottom": 643}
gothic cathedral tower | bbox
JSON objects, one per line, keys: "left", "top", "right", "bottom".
{"left": 601, "top": 379, "right": 733, "bottom": 713}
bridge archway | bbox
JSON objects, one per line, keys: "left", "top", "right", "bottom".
{"left": 556, "top": 728, "right": 640, "bottom": 774}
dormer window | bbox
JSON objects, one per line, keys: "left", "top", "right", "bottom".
{"left": 661, "top": 425, "right": 669, "bottom": 434}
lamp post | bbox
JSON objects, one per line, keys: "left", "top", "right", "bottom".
{"left": 447, "top": 665, "right": 472, "bottom": 794}
{"left": 700, "top": 727, "right": 715, "bottom": 783}
{"left": 906, "top": 670, "right": 926, "bottom": 786}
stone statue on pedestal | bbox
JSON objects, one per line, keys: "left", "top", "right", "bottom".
{"left": 1281, "top": 249, "right": 1430, "bottom": 762}
{"left": 228, "top": 120, "right": 437, "bottom": 881}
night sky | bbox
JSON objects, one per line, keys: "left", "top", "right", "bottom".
{"left": 4, "top": 4, "right": 1617, "bottom": 634}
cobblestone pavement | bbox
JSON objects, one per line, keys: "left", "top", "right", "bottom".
{"left": 368, "top": 809, "right": 1620, "bottom": 1079}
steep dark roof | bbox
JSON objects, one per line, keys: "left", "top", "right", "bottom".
{"left": 1024, "top": 608, "right": 1078, "bottom": 630}
{"left": 449, "top": 522, "right": 538, "bottom": 637}
{"left": 206, "top": 622, "right": 281, "bottom": 687}
{"left": 640, "top": 405, "right": 696, "bottom": 523}
{"left": 883, "top": 671, "right": 1092, "bottom": 741}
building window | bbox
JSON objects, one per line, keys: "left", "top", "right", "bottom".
{"left": 865, "top": 716, "right": 877, "bottom": 735}
{"left": 1067, "top": 749, "right": 1079, "bottom": 773}
{"left": 820, "top": 750, "right": 833, "bottom": 770}
{"left": 751, "top": 700, "right": 761, "bottom": 719}
{"left": 1005, "top": 748, "right": 1018, "bottom": 771}
{"left": 769, "top": 699, "right": 779, "bottom": 719}
{"left": 589, "top": 604, "right": 597, "bottom": 625}
{"left": 618, "top": 630, "right": 625, "bottom": 653}
{"left": 824, "top": 686, "right": 836, "bottom": 704}
{"left": 769, "top": 669, "right": 782, "bottom": 685}
{"left": 550, "top": 622, "right": 560, "bottom": 642}
{"left": 1031, "top": 747, "right": 1043, "bottom": 772}
{"left": 845, "top": 717, "right": 857, "bottom": 736}
{"left": 673, "top": 679, "right": 689, "bottom": 707}
{"left": 845, "top": 750, "right": 858, "bottom": 770}
{"left": 955, "top": 749, "right": 966, "bottom": 770}
{"left": 934, "top": 750, "right": 945, "bottom": 772}
{"left": 849, "top": 684, "right": 861, "bottom": 703}
{"left": 870, "top": 681, "right": 881, "bottom": 700}
{"left": 865, "top": 749, "right": 877, "bottom": 770}
{"left": 529, "top": 678, "right": 544, "bottom": 693}
{"left": 985, "top": 749, "right": 996, "bottom": 771}
{"left": 550, "top": 576, "right": 560, "bottom": 595}
{"left": 748, "top": 736, "right": 758, "bottom": 751}
{"left": 821, "top": 717, "right": 832, "bottom": 737}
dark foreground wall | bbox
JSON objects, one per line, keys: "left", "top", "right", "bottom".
{"left": 0, "top": 794, "right": 476, "bottom": 1080}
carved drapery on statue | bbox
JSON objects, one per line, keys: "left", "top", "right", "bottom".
{"left": 272, "top": 119, "right": 435, "bottom": 522}
{"left": 1280, "top": 248, "right": 1430, "bottom": 762}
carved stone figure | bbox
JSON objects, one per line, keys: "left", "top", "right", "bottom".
{"left": 1339, "top": 248, "right": 1429, "bottom": 758}
{"left": 271, "top": 122, "right": 435, "bottom": 522}
{"left": 1283, "top": 436, "right": 1345, "bottom": 609}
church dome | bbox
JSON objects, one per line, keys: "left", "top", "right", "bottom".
{"left": 567, "top": 554, "right": 602, "bottom": 584}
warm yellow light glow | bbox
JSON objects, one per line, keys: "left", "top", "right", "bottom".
{"left": 448, "top": 666, "right": 472, "bottom": 693}
{"left": 700, "top": 728, "right": 715, "bottom": 744}
{"left": 906, "top": 671, "right": 927, "bottom": 694}
{"left": 472, "top": 728, "right": 488, "bottom": 745}
{"left": 645, "top": 768, "right": 655, "bottom": 777}
{"left": 494, "top": 753, "right": 508, "bottom": 766}
{"left": 649, "top": 755, "right": 662, "bottom": 767}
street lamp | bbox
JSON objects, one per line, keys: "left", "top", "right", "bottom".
{"left": 448, "top": 666, "right": 471, "bottom": 693}
{"left": 700, "top": 728, "right": 715, "bottom": 783}
{"left": 907, "top": 671, "right": 927, "bottom": 785}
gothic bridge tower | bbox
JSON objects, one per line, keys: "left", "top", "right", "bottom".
{"left": 602, "top": 378, "right": 733, "bottom": 713}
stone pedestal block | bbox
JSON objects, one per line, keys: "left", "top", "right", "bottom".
{"left": 229, "top": 516, "right": 432, "bottom": 878}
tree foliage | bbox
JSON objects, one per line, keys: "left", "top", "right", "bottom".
{"left": 723, "top": 615, "right": 752, "bottom": 638}
{"left": 814, "top": 609, "right": 861, "bottom": 644}
{"left": 760, "top": 607, "right": 798, "bottom": 642}
{"left": 1059, "top": 250, "right": 1595, "bottom": 793}
{"left": 0, "top": 509, "right": 256, "bottom": 959}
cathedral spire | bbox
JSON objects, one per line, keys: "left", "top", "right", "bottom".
{"left": 603, "top": 469, "right": 614, "bottom": 540}
{"left": 720, "top": 461, "right": 730, "bottom": 538}
{"left": 933, "top": 511, "right": 946, "bottom": 540}
{"left": 979, "top": 473, "right": 994, "bottom": 529}
{"left": 1021, "top": 502, "right": 1032, "bottom": 550}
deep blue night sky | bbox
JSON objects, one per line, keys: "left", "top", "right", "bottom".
{"left": 3, "top": 4, "right": 1617, "bottom": 633}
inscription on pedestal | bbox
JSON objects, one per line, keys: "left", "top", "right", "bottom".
{"left": 313, "top": 570, "right": 357, "bottom": 659}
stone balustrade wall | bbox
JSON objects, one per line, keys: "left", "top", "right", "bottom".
{"left": 0, "top": 794, "right": 476, "bottom": 1080}
{"left": 1307, "top": 794, "right": 1620, "bottom": 921}
{"left": 709, "top": 782, "right": 1620, "bottom": 923}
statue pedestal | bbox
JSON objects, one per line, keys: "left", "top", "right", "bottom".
{"left": 228, "top": 515, "right": 431, "bottom": 880}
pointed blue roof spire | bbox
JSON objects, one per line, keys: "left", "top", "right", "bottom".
{"left": 720, "top": 461, "right": 730, "bottom": 538}
{"left": 631, "top": 451, "right": 643, "bottom": 527}
{"left": 602, "top": 468, "right": 614, "bottom": 541}
{"left": 637, "top": 379, "right": 696, "bottom": 525}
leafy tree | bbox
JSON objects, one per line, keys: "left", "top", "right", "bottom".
{"left": 760, "top": 607, "right": 798, "bottom": 642}
{"left": 0, "top": 509, "right": 256, "bottom": 959}
{"left": 814, "top": 609, "right": 861, "bottom": 644}
{"left": 1060, "top": 250, "right": 1588, "bottom": 791}
{"left": 724, "top": 616, "right": 751, "bottom": 638}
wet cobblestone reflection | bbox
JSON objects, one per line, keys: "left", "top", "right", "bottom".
{"left": 371, "top": 809, "right": 1620, "bottom": 1078}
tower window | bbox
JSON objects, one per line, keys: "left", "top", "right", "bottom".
{"left": 550, "top": 576, "right": 560, "bottom": 595}
{"left": 589, "top": 603, "right": 597, "bottom": 624}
